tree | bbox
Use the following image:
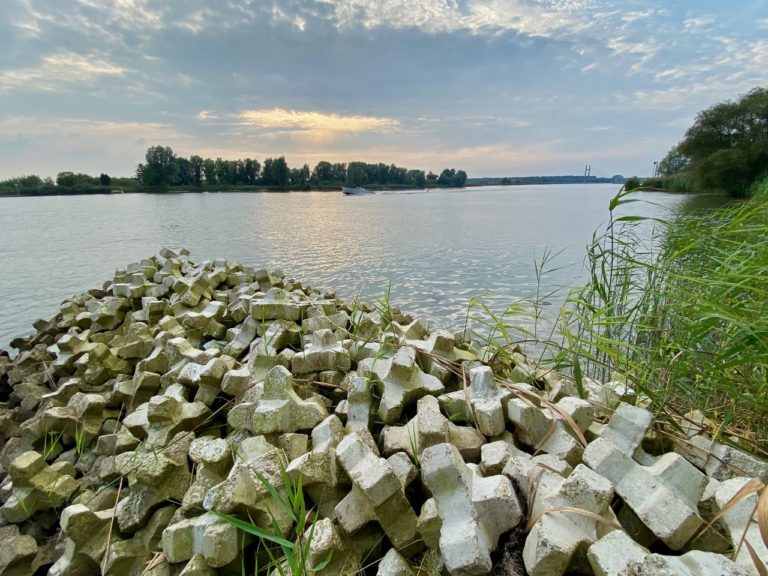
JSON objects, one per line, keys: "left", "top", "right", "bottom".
{"left": 670, "top": 87, "right": 768, "bottom": 196}
{"left": 657, "top": 144, "right": 690, "bottom": 176}
{"left": 56, "top": 172, "right": 76, "bottom": 187}
{"left": 203, "top": 158, "right": 216, "bottom": 185}
{"left": 262, "top": 157, "right": 289, "bottom": 189}
{"left": 190, "top": 155, "right": 204, "bottom": 186}
{"left": 346, "top": 162, "right": 369, "bottom": 187}
{"left": 313, "top": 161, "right": 334, "bottom": 182}
{"left": 137, "top": 146, "right": 178, "bottom": 187}
{"left": 99, "top": 173, "right": 112, "bottom": 186}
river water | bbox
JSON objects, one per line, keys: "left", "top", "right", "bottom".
{"left": 0, "top": 185, "right": 703, "bottom": 349}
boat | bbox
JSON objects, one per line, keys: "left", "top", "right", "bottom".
{"left": 342, "top": 186, "right": 374, "bottom": 196}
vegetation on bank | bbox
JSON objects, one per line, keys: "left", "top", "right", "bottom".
{"left": 0, "top": 146, "right": 468, "bottom": 196}
{"left": 639, "top": 87, "right": 768, "bottom": 197}
{"left": 466, "top": 89, "right": 768, "bottom": 456}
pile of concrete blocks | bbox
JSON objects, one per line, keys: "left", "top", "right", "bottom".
{"left": 0, "top": 249, "right": 765, "bottom": 576}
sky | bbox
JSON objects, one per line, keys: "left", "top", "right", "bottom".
{"left": 0, "top": 0, "right": 766, "bottom": 180}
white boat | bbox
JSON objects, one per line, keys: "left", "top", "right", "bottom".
{"left": 342, "top": 186, "right": 374, "bottom": 196}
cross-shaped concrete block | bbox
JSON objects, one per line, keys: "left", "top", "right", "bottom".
{"left": 334, "top": 430, "right": 419, "bottom": 552}
{"left": 583, "top": 403, "right": 708, "bottom": 550}
{"left": 380, "top": 395, "right": 485, "bottom": 463}
{"left": 227, "top": 365, "right": 327, "bottom": 434}
{"left": 420, "top": 443, "right": 522, "bottom": 575}
{"left": 358, "top": 346, "right": 444, "bottom": 424}
{"left": 440, "top": 365, "right": 512, "bottom": 437}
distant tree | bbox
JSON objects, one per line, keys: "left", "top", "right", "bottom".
{"left": 426, "top": 171, "right": 438, "bottom": 185}
{"left": 99, "top": 173, "right": 112, "bottom": 186}
{"left": 174, "top": 157, "right": 193, "bottom": 185}
{"left": 313, "top": 161, "right": 334, "bottom": 182}
{"left": 289, "top": 164, "right": 311, "bottom": 189}
{"left": 203, "top": 158, "right": 216, "bottom": 185}
{"left": 242, "top": 158, "right": 261, "bottom": 184}
{"left": 262, "top": 156, "right": 289, "bottom": 189}
{"left": 454, "top": 170, "right": 468, "bottom": 187}
{"left": 190, "top": 155, "right": 204, "bottom": 186}
{"left": 624, "top": 176, "right": 641, "bottom": 190}
{"left": 137, "top": 145, "right": 178, "bottom": 187}
{"left": 346, "top": 162, "right": 369, "bottom": 187}
{"left": 56, "top": 171, "right": 76, "bottom": 187}
{"left": 657, "top": 144, "right": 690, "bottom": 176}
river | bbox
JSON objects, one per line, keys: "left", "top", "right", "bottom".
{"left": 0, "top": 185, "right": 708, "bottom": 349}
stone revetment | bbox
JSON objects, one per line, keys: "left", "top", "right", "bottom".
{"left": 0, "top": 249, "right": 765, "bottom": 575}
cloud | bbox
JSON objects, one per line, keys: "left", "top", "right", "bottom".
{"left": 201, "top": 108, "right": 400, "bottom": 135}
{"left": 0, "top": 52, "right": 127, "bottom": 94}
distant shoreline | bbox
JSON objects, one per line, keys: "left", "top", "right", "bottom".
{"left": 0, "top": 180, "right": 627, "bottom": 199}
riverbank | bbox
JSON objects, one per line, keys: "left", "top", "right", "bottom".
{"left": 0, "top": 182, "right": 471, "bottom": 198}
{"left": 1, "top": 249, "right": 765, "bottom": 575}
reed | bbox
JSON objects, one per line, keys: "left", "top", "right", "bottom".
{"left": 542, "top": 179, "right": 768, "bottom": 456}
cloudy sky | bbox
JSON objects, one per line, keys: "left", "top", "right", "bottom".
{"left": 1, "top": 0, "right": 766, "bottom": 180}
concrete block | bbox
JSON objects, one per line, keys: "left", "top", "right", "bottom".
{"left": 507, "top": 396, "right": 592, "bottom": 466}
{"left": 421, "top": 443, "right": 522, "bottom": 575}
{"left": 334, "top": 430, "right": 419, "bottom": 551}
{"left": 251, "top": 288, "right": 308, "bottom": 322}
{"left": 1, "top": 451, "right": 78, "bottom": 523}
{"left": 286, "top": 415, "right": 349, "bottom": 516}
{"left": 227, "top": 365, "right": 327, "bottom": 434}
{"left": 292, "top": 329, "right": 351, "bottom": 375}
{"left": 715, "top": 477, "right": 768, "bottom": 573}
{"left": 202, "top": 436, "right": 293, "bottom": 535}
{"left": 358, "top": 345, "right": 444, "bottom": 423}
{"left": 114, "top": 431, "right": 192, "bottom": 533}
{"left": 377, "top": 548, "right": 415, "bottom": 576}
{"left": 448, "top": 365, "right": 512, "bottom": 436}
{"left": 162, "top": 512, "right": 240, "bottom": 568}
{"left": 381, "top": 395, "right": 485, "bottom": 462}
{"left": 523, "top": 465, "right": 614, "bottom": 576}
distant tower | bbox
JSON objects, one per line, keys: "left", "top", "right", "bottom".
{"left": 584, "top": 164, "right": 591, "bottom": 181}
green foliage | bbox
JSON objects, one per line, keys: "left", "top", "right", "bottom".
{"left": 137, "top": 145, "right": 178, "bottom": 187}
{"left": 214, "top": 469, "right": 331, "bottom": 575}
{"left": 666, "top": 86, "right": 768, "bottom": 197}
{"left": 657, "top": 143, "right": 690, "bottom": 176}
{"left": 549, "top": 187, "right": 768, "bottom": 455}
{"left": 437, "top": 168, "right": 468, "bottom": 187}
{"left": 623, "top": 176, "right": 641, "bottom": 190}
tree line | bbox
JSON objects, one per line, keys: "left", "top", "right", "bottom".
{"left": 0, "top": 147, "right": 467, "bottom": 195}
{"left": 641, "top": 86, "right": 767, "bottom": 197}
{"left": 136, "top": 145, "right": 467, "bottom": 190}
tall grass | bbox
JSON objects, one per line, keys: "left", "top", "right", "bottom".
{"left": 548, "top": 179, "right": 768, "bottom": 455}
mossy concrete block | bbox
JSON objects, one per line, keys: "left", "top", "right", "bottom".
{"left": 1, "top": 451, "right": 78, "bottom": 523}
{"left": 440, "top": 365, "right": 512, "bottom": 437}
{"left": 227, "top": 365, "right": 327, "bottom": 434}
{"left": 421, "top": 443, "right": 522, "bottom": 575}
{"left": 250, "top": 288, "right": 308, "bottom": 322}
{"left": 335, "top": 430, "right": 419, "bottom": 552}
{"left": 0, "top": 525, "right": 38, "bottom": 576}
{"left": 202, "top": 436, "right": 293, "bottom": 534}
{"left": 162, "top": 512, "right": 239, "bottom": 568}
{"left": 292, "top": 329, "right": 351, "bottom": 375}
{"left": 381, "top": 395, "right": 485, "bottom": 463}
{"left": 115, "top": 432, "right": 192, "bottom": 533}
{"left": 358, "top": 345, "right": 444, "bottom": 424}
{"left": 286, "top": 415, "right": 348, "bottom": 516}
